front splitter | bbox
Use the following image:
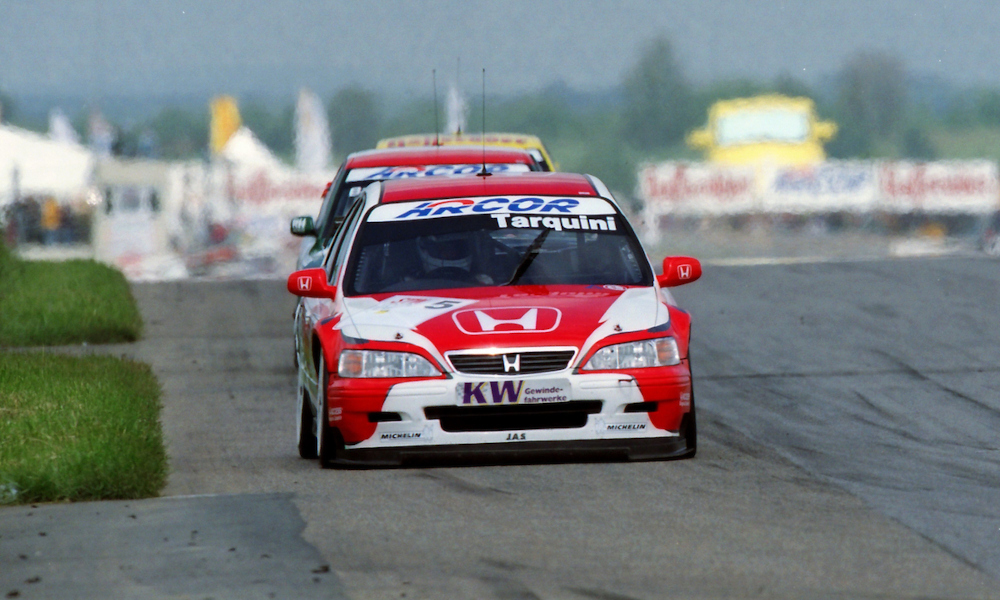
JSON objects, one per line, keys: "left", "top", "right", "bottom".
{"left": 327, "top": 435, "right": 693, "bottom": 468}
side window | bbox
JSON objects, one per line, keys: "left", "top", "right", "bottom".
{"left": 319, "top": 181, "right": 368, "bottom": 244}
{"left": 528, "top": 149, "right": 545, "bottom": 169}
{"left": 334, "top": 183, "right": 366, "bottom": 219}
{"left": 314, "top": 164, "right": 346, "bottom": 229}
{"left": 325, "top": 196, "right": 365, "bottom": 283}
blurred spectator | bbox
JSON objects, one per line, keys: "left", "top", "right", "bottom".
{"left": 58, "top": 204, "right": 73, "bottom": 243}
{"left": 3, "top": 206, "right": 15, "bottom": 247}
{"left": 23, "top": 199, "right": 40, "bottom": 244}
{"left": 41, "top": 197, "right": 61, "bottom": 245}
{"left": 209, "top": 222, "right": 229, "bottom": 244}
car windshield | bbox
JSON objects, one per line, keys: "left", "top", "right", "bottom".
{"left": 343, "top": 196, "right": 652, "bottom": 295}
{"left": 715, "top": 109, "right": 810, "bottom": 146}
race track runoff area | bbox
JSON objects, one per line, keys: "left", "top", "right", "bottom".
{"left": 2, "top": 256, "right": 998, "bottom": 599}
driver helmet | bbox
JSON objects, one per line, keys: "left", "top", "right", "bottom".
{"left": 417, "top": 232, "right": 472, "bottom": 271}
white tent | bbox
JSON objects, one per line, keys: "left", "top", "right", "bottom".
{"left": 295, "top": 88, "right": 332, "bottom": 173}
{"left": 211, "top": 125, "right": 334, "bottom": 274}
{"left": 0, "top": 124, "right": 94, "bottom": 204}
{"left": 218, "top": 126, "right": 286, "bottom": 171}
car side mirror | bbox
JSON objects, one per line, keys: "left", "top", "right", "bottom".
{"left": 287, "top": 268, "right": 337, "bottom": 298}
{"left": 813, "top": 120, "right": 838, "bottom": 142}
{"left": 657, "top": 256, "right": 702, "bottom": 287}
{"left": 685, "top": 129, "right": 713, "bottom": 150}
{"left": 290, "top": 216, "right": 317, "bottom": 237}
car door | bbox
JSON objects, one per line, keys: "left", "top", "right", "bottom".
{"left": 296, "top": 195, "right": 367, "bottom": 383}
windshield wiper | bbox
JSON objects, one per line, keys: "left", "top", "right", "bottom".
{"left": 504, "top": 228, "right": 551, "bottom": 286}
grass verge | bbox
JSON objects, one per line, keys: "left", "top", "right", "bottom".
{"left": 0, "top": 243, "right": 142, "bottom": 346}
{"left": 0, "top": 351, "right": 167, "bottom": 504}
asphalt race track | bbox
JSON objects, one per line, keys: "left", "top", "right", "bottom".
{"left": 2, "top": 256, "right": 999, "bottom": 599}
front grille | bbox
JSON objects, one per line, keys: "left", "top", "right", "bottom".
{"left": 425, "top": 400, "right": 603, "bottom": 432}
{"left": 448, "top": 350, "right": 575, "bottom": 375}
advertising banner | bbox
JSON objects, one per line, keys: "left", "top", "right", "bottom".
{"left": 637, "top": 162, "right": 756, "bottom": 215}
{"left": 878, "top": 161, "right": 999, "bottom": 214}
{"left": 638, "top": 160, "right": 999, "bottom": 216}
{"left": 763, "top": 162, "right": 877, "bottom": 213}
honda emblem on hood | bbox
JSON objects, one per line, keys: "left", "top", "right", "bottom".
{"left": 453, "top": 307, "right": 562, "bottom": 335}
{"left": 477, "top": 308, "right": 537, "bottom": 332}
{"left": 502, "top": 354, "right": 521, "bottom": 373}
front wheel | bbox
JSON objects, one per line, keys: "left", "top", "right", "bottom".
{"left": 296, "top": 385, "right": 317, "bottom": 459}
{"left": 315, "top": 353, "right": 342, "bottom": 468}
{"left": 679, "top": 387, "right": 697, "bottom": 458}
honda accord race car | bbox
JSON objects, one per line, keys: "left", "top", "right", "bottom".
{"left": 287, "top": 172, "right": 701, "bottom": 467}
{"left": 378, "top": 132, "right": 556, "bottom": 171}
{"left": 290, "top": 146, "right": 541, "bottom": 269}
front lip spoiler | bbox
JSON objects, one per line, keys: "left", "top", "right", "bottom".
{"left": 326, "top": 436, "right": 692, "bottom": 469}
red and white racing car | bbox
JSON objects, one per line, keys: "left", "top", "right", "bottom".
{"left": 288, "top": 172, "right": 701, "bottom": 466}
{"left": 291, "top": 146, "right": 541, "bottom": 269}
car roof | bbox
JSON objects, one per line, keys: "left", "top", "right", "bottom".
{"left": 378, "top": 132, "right": 546, "bottom": 148}
{"left": 377, "top": 172, "right": 599, "bottom": 204}
{"left": 344, "top": 146, "right": 537, "bottom": 169}
{"left": 377, "top": 133, "right": 555, "bottom": 170}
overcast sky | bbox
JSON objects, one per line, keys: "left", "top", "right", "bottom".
{"left": 1, "top": 0, "right": 998, "bottom": 101}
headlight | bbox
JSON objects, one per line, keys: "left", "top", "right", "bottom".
{"left": 582, "top": 337, "right": 681, "bottom": 370}
{"left": 338, "top": 350, "right": 441, "bottom": 378}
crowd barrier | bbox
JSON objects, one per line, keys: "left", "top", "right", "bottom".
{"left": 638, "top": 160, "right": 1000, "bottom": 216}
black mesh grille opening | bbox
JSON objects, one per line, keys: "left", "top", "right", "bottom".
{"left": 424, "top": 400, "right": 602, "bottom": 432}
{"left": 368, "top": 412, "right": 402, "bottom": 423}
{"left": 448, "top": 351, "right": 575, "bottom": 375}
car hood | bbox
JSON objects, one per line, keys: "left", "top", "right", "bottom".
{"left": 338, "top": 285, "right": 670, "bottom": 364}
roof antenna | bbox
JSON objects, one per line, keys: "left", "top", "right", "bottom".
{"left": 455, "top": 57, "right": 462, "bottom": 135}
{"left": 432, "top": 69, "right": 440, "bottom": 146}
{"left": 477, "top": 68, "right": 490, "bottom": 177}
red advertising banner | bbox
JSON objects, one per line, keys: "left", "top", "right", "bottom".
{"left": 638, "top": 160, "right": 999, "bottom": 216}
{"left": 638, "top": 162, "right": 756, "bottom": 215}
{"left": 878, "top": 161, "right": 998, "bottom": 213}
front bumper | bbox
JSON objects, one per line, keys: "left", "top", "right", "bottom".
{"left": 327, "top": 366, "right": 692, "bottom": 462}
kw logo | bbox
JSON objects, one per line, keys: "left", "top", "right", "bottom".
{"left": 453, "top": 307, "right": 561, "bottom": 335}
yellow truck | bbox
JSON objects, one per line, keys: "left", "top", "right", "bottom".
{"left": 686, "top": 95, "right": 837, "bottom": 165}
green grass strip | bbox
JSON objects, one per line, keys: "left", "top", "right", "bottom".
{"left": 0, "top": 243, "right": 142, "bottom": 346}
{"left": 0, "top": 351, "right": 167, "bottom": 504}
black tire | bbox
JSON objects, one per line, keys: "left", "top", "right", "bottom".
{"left": 296, "top": 386, "right": 317, "bottom": 459}
{"left": 318, "top": 405, "right": 339, "bottom": 468}
{"left": 293, "top": 302, "right": 301, "bottom": 369}
{"left": 315, "top": 354, "right": 341, "bottom": 468}
{"left": 679, "top": 386, "right": 697, "bottom": 458}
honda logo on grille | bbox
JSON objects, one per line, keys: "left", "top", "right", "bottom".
{"left": 502, "top": 354, "right": 521, "bottom": 373}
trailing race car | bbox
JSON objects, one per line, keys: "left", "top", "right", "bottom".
{"left": 377, "top": 132, "right": 556, "bottom": 171}
{"left": 290, "top": 146, "right": 541, "bottom": 268}
{"left": 287, "top": 172, "right": 701, "bottom": 467}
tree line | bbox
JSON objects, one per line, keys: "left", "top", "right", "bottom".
{"left": 5, "top": 35, "right": 1000, "bottom": 195}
